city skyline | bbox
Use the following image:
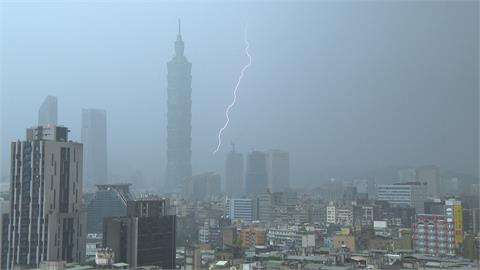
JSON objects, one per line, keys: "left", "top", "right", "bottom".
{"left": 0, "top": 1, "right": 478, "bottom": 268}
{"left": 1, "top": 2, "right": 478, "bottom": 189}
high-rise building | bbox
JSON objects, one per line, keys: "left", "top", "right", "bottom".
{"left": 103, "top": 199, "right": 176, "bottom": 269}
{"left": 183, "top": 172, "right": 221, "bottom": 200}
{"left": 6, "top": 126, "right": 85, "bottom": 268}
{"left": 0, "top": 199, "right": 10, "bottom": 269}
{"left": 267, "top": 150, "right": 289, "bottom": 193}
{"left": 225, "top": 144, "right": 244, "bottom": 197}
{"left": 165, "top": 21, "right": 192, "bottom": 192}
{"left": 256, "top": 191, "right": 273, "bottom": 224}
{"left": 376, "top": 182, "right": 428, "bottom": 213}
{"left": 416, "top": 165, "right": 439, "bottom": 196}
{"left": 38, "top": 96, "right": 58, "bottom": 127}
{"left": 225, "top": 198, "right": 253, "bottom": 223}
{"left": 86, "top": 184, "right": 134, "bottom": 233}
{"left": 81, "top": 108, "right": 107, "bottom": 190}
{"left": 245, "top": 151, "right": 268, "bottom": 195}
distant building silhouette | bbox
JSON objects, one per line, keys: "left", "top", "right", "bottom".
{"left": 38, "top": 96, "right": 57, "bottom": 127}
{"left": 81, "top": 108, "right": 107, "bottom": 190}
{"left": 245, "top": 150, "right": 268, "bottom": 195}
{"left": 183, "top": 172, "right": 221, "bottom": 200}
{"left": 6, "top": 126, "right": 85, "bottom": 268}
{"left": 416, "top": 165, "right": 439, "bottom": 196}
{"left": 225, "top": 144, "right": 244, "bottom": 197}
{"left": 165, "top": 20, "right": 192, "bottom": 192}
{"left": 268, "top": 149, "right": 289, "bottom": 193}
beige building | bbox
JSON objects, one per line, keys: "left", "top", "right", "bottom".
{"left": 332, "top": 228, "right": 355, "bottom": 251}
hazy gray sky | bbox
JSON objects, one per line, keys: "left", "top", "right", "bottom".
{"left": 1, "top": 1, "right": 478, "bottom": 188}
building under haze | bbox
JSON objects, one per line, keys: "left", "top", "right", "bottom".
{"left": 225, "top": 144, "right": 244, "bottom": 197}
{"left": 376, "top": 182, "right": 428, "bottom": 213}
{"left": 245, "top": 151, "right": 268, "bottom": 195}
{"left": 81, "top": 108, "right": 107, "bottom": 190}
{"left": 165, "top": 21, "right": 192, "bottom": 192}
{"left": 225, "top": 198, "right": 253, "bottom": 223}
{"left": 86, "top": 184, "right": 134, "bottom": 233}
{"left": 6, "top": 126, "right": 85, "bottom": 268}
{"left": 38, "top": 95, "right": 57, "bottom": 127}
{"left": 416, "top": 165, "right": 439, "bottom": 196}
{"left": 182, "top": 172, "right": 221, "bottom": 200}
{"left": 268, "top": 150, "right": 290, "bottom": 193}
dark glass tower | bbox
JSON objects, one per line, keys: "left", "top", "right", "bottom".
{"left": 165, "top": 20, "right": 192, "bottom": 192}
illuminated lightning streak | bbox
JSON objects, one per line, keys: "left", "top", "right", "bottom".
{"left": 213, "top": 25, "right": 252, "bottom": 155}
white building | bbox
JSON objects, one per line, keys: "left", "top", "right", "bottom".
{"left": 335, "top": 207, "right": 353, "bottom": 226}
{"left": 376, "top": 182, "right": 428, "bottom": 213}
{"left": 267, "top": 224, "right": 315, "bottom": 248}
{"left": 225, "top": 198, "right": 253, "bottom": 223}
{"left": 326, "top": 202, "right": 336, "bottom": 224}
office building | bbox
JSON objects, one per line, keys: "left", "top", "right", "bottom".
{"left": 245, "top": 151, "right": 268, "bottom": 195}
{"left": 0, "top": 200, "right": 10, "bottom": 269}
{"left": 38, "top": 96, "right": 58, "bottom": 127}
{"left": 256, "top": 190, "right": 273, "bottom": 224}
{"left": 103, "top": 199, "right": 176, "bottom": 269}
{"left": 225, "top": 198, "right": 253, "bottom": 223}
{"left": 376, "top": 182, "right": 427, "bottom": 213}
{"left": 165, "top": 21, "right": 192, "bottom": 192}
{"left": 267, "top": 150, "right": 289, "bottom": 193}
{"left": 416, "top": 165, "right": 439, "bottom": 196}
{"left": 225, "top": 144, "right": 244, "bottom": 197}
{"left": 6, "top": 126, "right": 85, "bottom": 268}
{"left": 183, "top": 172, "right": 221, "bottom": 200}
{"left": 81, "top": 108, "right": 107, "bottom": 190}
{"left": 86, "top": 184, "right": 134, "bottom": 233}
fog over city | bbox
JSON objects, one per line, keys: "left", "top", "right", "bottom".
{"left": 1, "top": 1, "right": 478, "bottom": 189}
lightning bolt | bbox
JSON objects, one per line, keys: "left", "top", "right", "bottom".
{"left": 213, "top": 24, "right": 252, "bottom": 155}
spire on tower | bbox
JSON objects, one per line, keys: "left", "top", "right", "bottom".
{"left": 178, "top": 19, "right": 181, "bottom": 36}
{"left": 174, "top": 19, "right": 184, "bottom": 56}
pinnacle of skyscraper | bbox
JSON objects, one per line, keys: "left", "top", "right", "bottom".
{"left": 165, "top": 21, "right": 192, "bottom": 193}
{"left": 175, "top": 19, "right": 184, "bottom": 56}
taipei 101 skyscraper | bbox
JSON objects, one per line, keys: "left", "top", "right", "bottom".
{"left": 165, "top": 20, "right": 192, "bottom": 192}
